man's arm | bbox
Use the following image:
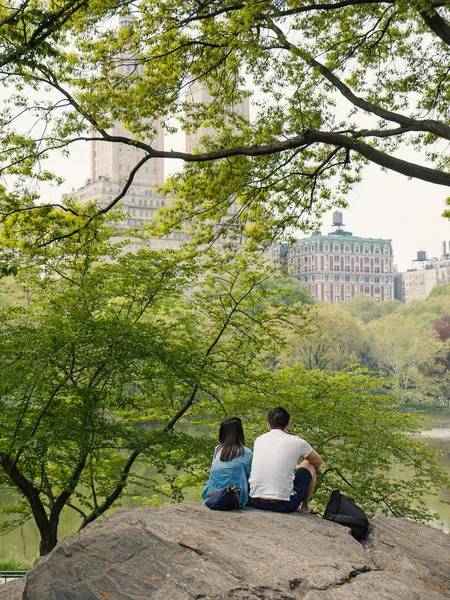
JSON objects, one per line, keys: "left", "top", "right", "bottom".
{"left": 305, "top": 449, "right": 322, "bottom": 470}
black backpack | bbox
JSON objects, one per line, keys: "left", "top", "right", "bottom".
{"left": 323, "top": 490, "right": 370, "bottom": 540}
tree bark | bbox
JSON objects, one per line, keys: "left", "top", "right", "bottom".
{"left": 0, "top": 455, "right": 58, "bottom": 555}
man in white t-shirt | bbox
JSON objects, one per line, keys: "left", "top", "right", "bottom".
{"left": 249, "top": 407, "right": 322, "bottom": 512}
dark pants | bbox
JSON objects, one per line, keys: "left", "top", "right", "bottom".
{"left": 249, "top": 468, "right": 312, "bottom": 513}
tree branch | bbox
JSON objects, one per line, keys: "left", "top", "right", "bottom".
{"left": 79, "top": 450, "right": 140, "bottom": 529}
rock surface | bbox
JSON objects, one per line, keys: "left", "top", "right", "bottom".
{"left": 1, "top": 503, "right": 449, "bottom": 600}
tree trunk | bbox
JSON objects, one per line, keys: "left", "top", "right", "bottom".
{"left": 1, "top": 455, "right": 59, "bottom": 555}
{"left": 38, "top": 518, "right": 59, "bottom": 556}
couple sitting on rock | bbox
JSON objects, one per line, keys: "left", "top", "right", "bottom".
{"left": 202, "top": 407, "right": 322, "bottom": 513}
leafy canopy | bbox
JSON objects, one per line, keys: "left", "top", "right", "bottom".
{"left": 0, "top": 215, "right": 311, "bottom": 555}
{"left": 2, "top": 0, "right": 450, "bottom": 245}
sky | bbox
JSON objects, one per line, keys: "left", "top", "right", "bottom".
{"left": 48, "top": 131, "right": 449, "bottom": 273}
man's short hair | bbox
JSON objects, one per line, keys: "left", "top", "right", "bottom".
{"left": 268, "top": 407, "right": 290, "bottom": 430}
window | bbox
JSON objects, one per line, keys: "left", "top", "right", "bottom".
{"left": 324, "top": 274, "right": 329, "bottom": 281}
{"left": 334, "top": 295, "right": 341, "bottom": 302}
{"left": 345, "top": 285, "right": 350, "bottom": 292}
{"left": 355, "top": 266, "right": 360, "bottom": 273}
{"left": 324, "top": 244, "right": 329, "bottom": 251}
{"left": 344, "top": 245, "right": 350, "bottom": 252}
{"left": 364, "top": 267, "right": 370, "bottom": 273}
{"left": 354, "top": 245, "right": 360, "bottom": 253}
{"left": 363, "top": 245, "right": 370, "bottom": 253}
{"left": 334, "top": 275, "right": 340, "bottom": 281}
{"left": 345, "top": 295, "right": 350, "bottom": 301}
{"left": 375, "top": 257, "right": 380, "bottom": 264}
{"left": 375, "top": 277, "right": 380, "bottom": 283}
{"left": 325, "top": 294, "right": 330, "bottom": 301}
{"left": 335, "top": 255, "right": 340, "bottom": 261}
{"left": 334, "top": 265, "right": 340, "bottom": 271}
{"left": 345, "top": 256, "right": 350, "bottom": 263}
{"left": 375, "top": 267, "right": 380, "bottom": 273}
{"left": 364, "top": 287, "right": 370, "bottom": 294}
{"left": 345, "top": 275, "right": 350, "bottom": 282}
{"left": 375, "top": 287, "right": 380, "bottom": 293}
{"left": 334, "top": 244, "right": 340, "bottom": 252}
{"left": 364, "top": 276, "right": 370, "bottom": 282}
{"left": 384, "top": 245, "right": 390, "bottom": 255}
{"left": 374, "top": 246, "right": 380, "bottom": 254}
{"left": 364, "top": 257, "right": 369, "bottom": 263}
{"left": 344, "top": 266, "right": 350, "bottom": 272}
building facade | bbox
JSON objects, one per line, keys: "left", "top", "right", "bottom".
{"left": 185, "top": 81, "right": 250, "bottom": 154}
{"left": 400, "top": 245, "right": 450, "bottom": 302}
{"left": 271, "top": 213, "right": 395, "bottom": 303}
{"left": 74, "top": 16, "right": 185, "bottom": 251}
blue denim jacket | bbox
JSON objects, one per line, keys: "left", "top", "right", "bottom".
{"left": 201, "top": 446, "right": 253, "bottom": 507}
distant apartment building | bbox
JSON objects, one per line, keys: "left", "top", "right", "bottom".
{"left": 185, "top": 81, "right": 250, "bottom": 154}
{"left": 74, "top": 16, "right": 185, "bottom": 251}
{"left": 75, "top": 66, "right": 249, "bottom": 249}
{"left": 184, "top": 81, "right": 250, "bottom": 237}
{"left": 271, "top": 211, "right": 395, "bottom": 303}
{"left": 400, "top": 244, "right": 450, "bottom": 302}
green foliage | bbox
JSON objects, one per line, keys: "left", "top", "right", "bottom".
{"left": 0, "top": 555, "right": 32, "bottom": 571}
{"left": 428, "top": 282, "right": 450, "bottom": 298}
{"left": 277, "top": 304, "right": 370, "bottom": 370}
{"left": 247, "top": 367, "right": 449, "bottom": 520}
{"left": 340, "top": 295, "right": 402, "bottom": 324}
{"left": 0, "top": 218, "right": 311, "bottom": 554}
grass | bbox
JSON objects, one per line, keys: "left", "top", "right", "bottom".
{"left": 0, "top": 555, "right": 32, "bottom": 571}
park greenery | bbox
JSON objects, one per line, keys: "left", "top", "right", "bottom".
{"left": 1, "top": 0, "right": 450, "bottom": 559}
{"left": 0, "top": 212, "right": 449, "bottom": 556}
{"left": 0, "top": 215, "right": 313, "bottom": 555}
{"left": 287, "top": 289, "right": 450, "bottom": 402}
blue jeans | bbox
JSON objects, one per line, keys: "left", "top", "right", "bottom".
{"left": 249, "top": 468, "right": 312, "bottom": 513}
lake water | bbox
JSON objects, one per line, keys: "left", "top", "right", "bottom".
{"left": 1, "top": 409, "right": 449, "bottom": 563}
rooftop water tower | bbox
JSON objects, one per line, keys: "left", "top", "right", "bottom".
{"left": 412, "top": 250, "right": 429, "bottom": 270}
{"left": 329, "top": 210, "right": 352, "bottom": 236}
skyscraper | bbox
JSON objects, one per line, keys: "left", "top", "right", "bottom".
{"left": 75, "top": 17, "right": 184, "bottom": 250}
{"left": 185, "top": 81, "right": 250, "bottom": 153}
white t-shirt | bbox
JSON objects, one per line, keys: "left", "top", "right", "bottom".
{"left": 249, "top": 429, "right": 313, "bottom": 501}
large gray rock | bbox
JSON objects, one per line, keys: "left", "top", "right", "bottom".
{"left": 1, "top": 503, "right": 448, "bottom": 600}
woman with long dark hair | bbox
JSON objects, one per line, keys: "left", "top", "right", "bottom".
{"left": 202, "top": 417, "right": 253, "bottom": 507}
